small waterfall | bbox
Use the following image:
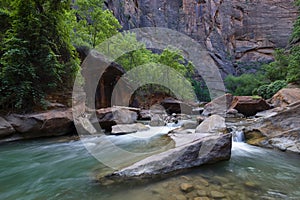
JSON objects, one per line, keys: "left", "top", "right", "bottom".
{"left": 233, "top": 130, "right": 245, "bottom": 142}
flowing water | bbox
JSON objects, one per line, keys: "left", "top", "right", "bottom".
{"left": 0, "top": 132, "right": 299, "bottom": 200}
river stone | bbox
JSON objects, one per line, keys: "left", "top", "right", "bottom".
{"left": 230, "top": 96, "right": 271, "bottom": 117}
{"left": 174, "top": 194, "right": 187, "bottom": 200}
{"left": 195, "top": 115, "right": 226, "bottom": 134}
{"left": 202, "top": 94, "right": 233, "bottom": 117}
{"left": 95, "top": 107, "right": 138, "bottom": 131}
{"left": 5, "top": 108, "right": 74, "bottom": 139}
{"left": 99, "top": 133, "right": 231, "bottom": 182}
{"left": 182, "top": 120, "right": 199, "bottom": 129}
{"left": 197, "top": 190, "right": 207, "bottom": 196}
{"left": 111, "top": 123, "right": 149, "bottom": 135}
{"left": 149, "top": 114, "right": 165, "bottom": 126}
{"left": 194, "top": 197, "right": 210, "bottom": 200}
{"left": 0, "top": 117, "right": 15, "bottom": 138}
{"left": 180, "top": 183, "right": 194, "bottom": 193}
{"left": 197, "top": 177, "right": 209, "bottom": 187}
{"left": 210, "top": 191, "right": 225, "bottom": 198}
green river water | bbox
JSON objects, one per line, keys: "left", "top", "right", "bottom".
{"left": 0, "top": 133, "right": 299, "bottom": 200}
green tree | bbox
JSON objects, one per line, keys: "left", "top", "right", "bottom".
{"left": 0, "top": 0, "right": 79, "bottom": 110}
{"left": 287, "top": 46, "right": 300, "bottom": 84}
{"left": 72, "top": 0, "right": 121, "bottom": 48}
{"left": 225, "top": 73, "right": 266, "bottom": 96}
{"left": 262, "top": 49, "right": 289, "bottom": 82}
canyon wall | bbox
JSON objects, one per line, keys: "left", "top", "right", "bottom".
{"left": 106, "top": 0, "right": 298, "bottom": 76}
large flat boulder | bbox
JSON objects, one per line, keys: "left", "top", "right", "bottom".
{"left": 244, "top": 101, "right": 300, "bottom": 153}
{"left": 0, "top": 117, "right": 16, "bottom": 138}
{"left": 5, "top": 108, "right": 74, "bottom": 139}
{"left": 99, "top": 133, "right": 231, "bottom": 183}
{"left": 230, "top": 96, "right": 271, "bottom": 116}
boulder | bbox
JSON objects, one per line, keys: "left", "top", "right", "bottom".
{"left": 195, "top": 115, "right": 226, "bottom": 134}
{"left": 149, "top": 114, "right": 165, "bottom": 127}
{"left": 270, "top": 88, "right": 300, "bottom": 108}
{"left": 99, "top": 133, "right": 231, "bottom": 182}
{"left": 244, "top": 101, "right": 300, "bottom": 153}
{"left": 0, "top": 117, "right": 15, "bottom": 138}
{"left": 139, "top": 110, "right": 151, "bottom": 120}
{"left": 202, "top": 94, "right": 233, "bottom": 117}
{"left": 230, "top": 96, "right": 271, "bottom": 116}
{"left": 111, "top": 123, "right": 150, "bottom": 135}
{"left": 182, "top": 120, "right": 199, "bottom": 129}
{"left": 160, "top": 98, "right": 193, "bottom": 114}
{"left": 96, "top": 107, "right": 138, "bottom": 131}
{"left": 5, "top": 109, "right": 74, "bottom": 139}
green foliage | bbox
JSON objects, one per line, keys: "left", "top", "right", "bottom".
{"left": 262, "top": 49, "right": 289, "bottom": 82}
{"left": 0, "top": 0, "right": 79, "bottom": 110}
{"left": 98, "top": 32, "right": 208, "bottom": 101}
{"left": 287, "top": 45, "right": 300, "bottom": 84}
{"left": 72, "top": 0, "right": 121, "bottom": 48}
{"left": 291, "top": 0, "right": 300, "bottom": 42}
{"left": 257, "top": 80, "right": 287, "bottom": 99}
{"left": 225, "top": 73, "right": 266, "bottom": 96}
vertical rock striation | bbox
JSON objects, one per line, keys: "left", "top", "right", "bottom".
{"left": 106, "top": 0, "right": 298, "bottom": 75}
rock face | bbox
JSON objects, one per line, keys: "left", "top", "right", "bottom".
{"left": 244, "top": 101, "right": 300, "bottom": 153}
{"left": 230, "top": 96, "right": 271, "bottom": 116}
{"left": 270, "top": 88, "right": 300, "bottom": 108}
{"left": 106, "top": 0, "right": 298, "bottom": 75}
{"left": 100, "top": 133, "right": 231, "bottom": 182}
{"left": 0, "top": 117, "right": 15, "bottom": 138}
{"left": 5, "top": 109, "right": 74, "bottom": 139}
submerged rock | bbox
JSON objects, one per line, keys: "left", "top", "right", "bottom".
{"left": 210, "top": 191, "right": 225, "bottom": 198}
{"left": 180, "top": 183, "right": 194, "bottom": 193}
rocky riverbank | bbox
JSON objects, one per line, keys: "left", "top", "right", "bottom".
{"left": 1, "top": 87, "right": 299, "bottom": 155}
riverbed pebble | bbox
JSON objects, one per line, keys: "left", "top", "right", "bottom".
{"left": 210, "top": 191, "right": 226, "bottom": 198}
{"left": 180, "top": 183, "right": 194, "bottom": 193}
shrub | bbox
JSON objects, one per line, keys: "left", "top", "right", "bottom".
{"left": 257, "top": 80, "right": 287, "bottom": 99}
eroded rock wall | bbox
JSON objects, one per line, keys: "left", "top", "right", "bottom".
{"left": 106, "top": 0, "right": 298, "bottom": 75}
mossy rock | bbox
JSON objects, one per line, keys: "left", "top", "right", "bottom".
{"left": 244, "top": 130, "right": 267, "bottom": 146}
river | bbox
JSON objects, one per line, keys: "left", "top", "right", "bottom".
{"left": 0, "top": 133, "right": 299, "bottom": 200}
